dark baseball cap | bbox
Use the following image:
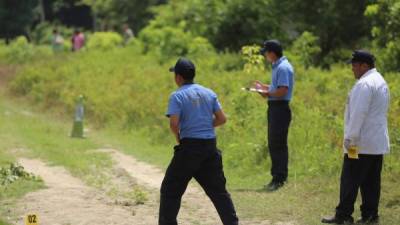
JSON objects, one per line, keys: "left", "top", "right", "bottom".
{"left": 169, "top": 58, "right": 196, "bottom": 80}
{"left": 347, "top": 50, "right": 375, "bottom": 66}
{"left": 259, "top": 40, "right": 283, "bottom": 56}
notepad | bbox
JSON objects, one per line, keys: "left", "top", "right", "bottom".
{"left": 241, "top": 87, "right": 269, "bottom": 94}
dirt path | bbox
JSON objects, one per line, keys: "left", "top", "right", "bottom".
{"left": 13, "top": 158, "right": 157, "bottom": 225}
{"left": 11, "top": 151, "right": 222, "bottom": 225}
{"left": 11, "top": 150, "right": 281, "bottom": 225}
{"left": 98, "top": 149, "right": 222, "bottom": 224}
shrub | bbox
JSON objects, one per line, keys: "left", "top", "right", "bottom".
{"left": 8, "top": 44, "right": 400, "bottom": 185}
{"left": 139, "top": 22, "right": 216, "bottom": 61}
{"left": 291, "top": 31, "right": 321, "bottom": 69}
{"left": 241, "top": 45, "right": 265, "bottom": 74}
{"left": 86, "top": 32, "right": 123, "bottom": 51}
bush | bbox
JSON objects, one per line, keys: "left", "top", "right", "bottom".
{"left": 0, "top": 163, "right": 41, "bottom": 186}
{"left": 291, "top": 31, "right": 321, "bottom": 69}
{"left": 139, "top": 22, "right": 216, "bottom": 61}
{"left": 241, "top": 45, "right": 265, "bottom": 74}
{"left": 8, "top": 44, "right": 400, "bottom": 186}
{"left": 86, "top": 32, "right": 123, "bottom": 51}
{"left": 375, "top": 40, "right": 400, "bottom": 73}
{"left": 8, "top": 36, "right": 34, "bottom": 62}
{"left": 31, "top": 22, "right": 74, "bottom": 46}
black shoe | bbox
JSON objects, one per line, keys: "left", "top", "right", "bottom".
{"left": 321, "top": 215, "right": 354, "bottom": 224}
{"left": 356, "top": 215, "right": 379, "bottom": 224}
{"left": 264, "top": 181, "right": 285, "bottom": 192}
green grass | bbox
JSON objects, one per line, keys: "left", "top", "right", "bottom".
{"left": 0, "top": 179, "right": 44, "bottom": 200}
{"left": 0, "top": 90, "right": 143, "bottom": 223}
{"left": 230, "top": 175, "right": 400, "bottom": 224}
{"left": 2, "top": 44, "right": 400, "bottom": 224}
{"left": 1, "top": 91, "right": 399, "bottom": 225}
{"left": 0, "top": 93, "right": 111, "bottom": 185}
{"left": 0, "top": 219, "right": 11, "bottom": 225}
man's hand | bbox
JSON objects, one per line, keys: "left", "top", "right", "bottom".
{"left": 344, "top": 139, "right": 351, "bottom": 150}
{"left": 253, "top": 81, "right": 269, "bottom": 98}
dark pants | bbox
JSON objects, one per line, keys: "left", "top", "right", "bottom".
{"left": 159, "top": 138, "right": 239, "bottom": 225}
{"left": 267, "top": 101, "right": 291, "bottom": 182}
{"left": 336, "top": 154, "right": 383, "bottom": 219}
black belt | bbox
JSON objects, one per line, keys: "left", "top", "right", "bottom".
{"left": 268, "top": 100, "right": 289, "bottom": 106}
{"left": 180, "top": 138, "right": 216, "bottom": 145}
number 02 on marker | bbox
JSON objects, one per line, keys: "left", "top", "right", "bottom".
{"left": 25, "top": 214, "right": 39, "bottom": 225}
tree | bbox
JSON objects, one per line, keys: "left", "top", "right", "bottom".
{"left": 142, "top": 0, "right": 288, "bottom": 51}
{"left": 365, "top": 0, "right": 400, "bottom": 71}
{"left": 276, "top": 0, "right": 371, "bottom": 66}
{"left": 80, "top": 0, "right": 161, "bottom": 33}
{"left": 292, "top": 31, "right": 321, "bottom": 69}
{"left": 0, "top": 0, "right": 39, "bottom": 43}
{"left": 212, "top": 0, "right": 287, "bottom": 50}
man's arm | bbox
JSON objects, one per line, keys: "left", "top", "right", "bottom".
{"left": 268, "top": 86, "right": 288, "bottom": 97}
{"left": 169, "top": 115, "right": 180, "bottom": 144}
{"left": 213, "top": 109, "right": 227, "bottom": 127}
{"left": 345, "top": 83, "right": 372, "bottom": 146}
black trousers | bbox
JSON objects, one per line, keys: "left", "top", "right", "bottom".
{"left": 159, "top": 138, "right": 239, "bottom": 225}
{"left": 267, "top": 101, "right": 291, "bottom": 182}
{"left": 336, "top": 154, "right": 383, "bottom": 219}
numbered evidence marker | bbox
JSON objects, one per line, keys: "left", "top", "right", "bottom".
{"left": 347, "top": 146, "right": 359, "bottom": 159}
{"left": 25, "top": 214, "right": 39, "bottom": 225}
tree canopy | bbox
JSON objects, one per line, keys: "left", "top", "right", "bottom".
{"left": 1, "top": 0, "right": 399, "bottom": 70}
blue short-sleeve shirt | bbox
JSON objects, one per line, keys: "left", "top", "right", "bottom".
{"left": 166, "top": 84, "right": 221, "bottom": 139}
{"left": 268, "top": 56, "right": 294, "bottom": 101}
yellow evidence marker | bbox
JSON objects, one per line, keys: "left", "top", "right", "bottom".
{"left": 25, "top": 214, "right": 39, "bottom": 225}
{"left": 348, "top": 146, "right": 359, "bottom": 159}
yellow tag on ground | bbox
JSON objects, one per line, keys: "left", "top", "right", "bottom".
{"left": 25, "top": 214, "right": 39, "bottom": 225}
{"left": 348, "top": 146, "right": 359, "bottom": 159}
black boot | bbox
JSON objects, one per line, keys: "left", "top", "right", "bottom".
{"left": 356, "top": 215, "right": 379, "bottom": 224}
{"left": 321, "top": 215, "right": 354, "bottom": 224}
{"left": 264, "top": 180, "right": 285, "bottom": 192}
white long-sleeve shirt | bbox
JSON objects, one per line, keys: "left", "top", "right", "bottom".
{"left": 344, "top": 68, "right": 390, "bottom": 155}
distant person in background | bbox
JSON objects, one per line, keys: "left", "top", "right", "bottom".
{"left": 51, "top": 29, "right": 64, "bottom": 52}
{"left": 71, "top": 29, "right": 85, "bottom": 51}
{"left": 123, "top": 24, "right": 134, "bottom": 45}
{"left": 322, "top": 50, "right": 390, "bottom": 224}
{"left": 255, "top": 40, "right": 295, "bottom": 192}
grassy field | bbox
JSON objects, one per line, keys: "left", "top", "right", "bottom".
{"left": 0, "top": 89, "right": 145, "bottom": 223}
{"left": 1, "top": 40, "right": 400, "bottom": 224}
{"left": 1, "top": 88, "right": 399, "bottom": 224}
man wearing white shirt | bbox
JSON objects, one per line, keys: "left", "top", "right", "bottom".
{"left": 322, "top": 50, "right": 390, "bottom": 224}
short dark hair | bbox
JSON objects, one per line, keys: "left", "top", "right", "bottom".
{"left": 260, "top": 40, "right": 283, "bottom": 57}
{"left": 176, "top": 71, "right": 195, "bottom": 82}
{"left": 169, "top": 58, "right": 196, "bottom": 81}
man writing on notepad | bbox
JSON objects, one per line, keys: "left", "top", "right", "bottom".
{"left": 322, "top": 50, "right": 390, "bottom": 224}
{"left": 255, "top": 40, "right": 294, "bottom": 192}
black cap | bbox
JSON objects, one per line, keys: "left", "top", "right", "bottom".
{"left": 260, "top": 40, "right": 283, "bottom": 56}
{"left": 347, "top": 50, "right": 375, "bottom": 66}
{"left": 169, "top": 58, "right": 196, "bottom": 80}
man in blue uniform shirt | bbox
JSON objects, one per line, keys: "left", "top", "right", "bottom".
{"left": 159, "top": 58, "right": 239, "bottom": 225}
{"left": 255, "top": 40, "right": 294, "bottom": 191}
